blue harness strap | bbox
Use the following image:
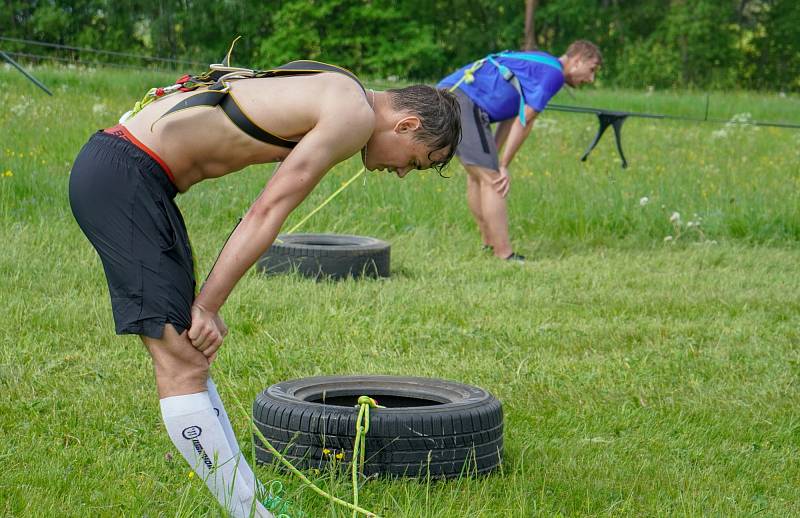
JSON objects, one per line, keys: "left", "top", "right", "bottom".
{"left": 454, "top": 51, "right": 562, "bottom": 127}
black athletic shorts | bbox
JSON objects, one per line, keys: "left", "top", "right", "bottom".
{"left": 69, "top": 131, "right": 195, "bottom": 338}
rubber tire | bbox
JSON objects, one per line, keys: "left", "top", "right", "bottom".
{"left": 253, "top": 375, "right": 503, "bottom": 478}
{"left": 255, "top": 233, "right": 390, "bottom": 280}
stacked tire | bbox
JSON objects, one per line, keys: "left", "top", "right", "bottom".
{"left": 253, "top": 376, "right": 503, "bottom": 478}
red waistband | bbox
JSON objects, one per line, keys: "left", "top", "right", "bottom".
{"left": 104, "top": 124, "right": 176, "bottom": 186}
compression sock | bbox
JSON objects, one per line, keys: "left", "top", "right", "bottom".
{"left": 160, "top": 392, "right": 273, "bottom": 518}
{"left": 206, "top": 377, "right": 259, "bottom": 492}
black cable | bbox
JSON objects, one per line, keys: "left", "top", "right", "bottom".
{"left": 0, "top": 36, "right": 207, "bottom": 66}
{"left": 0, "top": 51, "right": 52, "bottom": 95}
{"left": 1, "top": 51, "right": 181, "bottom": 74}
{"left": 547, "top": 103, "right": 800, "bottom": 129}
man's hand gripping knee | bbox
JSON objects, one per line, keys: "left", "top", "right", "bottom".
{"left": 188, "top": 303, "right": 228, "bottom": 361}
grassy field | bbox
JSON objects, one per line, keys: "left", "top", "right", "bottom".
{"left": 1, "top": 64, "right": 800, "bottom": 517}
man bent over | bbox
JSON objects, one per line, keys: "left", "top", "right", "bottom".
{"left": 70, "top": 58, "right": 460, "bottom": 516}
{"left": 438, "top": 40, "right": 601, "bottom": 261}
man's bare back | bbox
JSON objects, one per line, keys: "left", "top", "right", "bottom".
{"left": 124, "top": 72, "right": 372, "bottom": 192}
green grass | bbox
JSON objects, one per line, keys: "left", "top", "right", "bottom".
{"left": 1, "top": 64, "right": 800, "bottom": 517}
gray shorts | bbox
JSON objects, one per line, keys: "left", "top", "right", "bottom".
{"left": 453, "top": 89, "right": 499, "bottom": 171}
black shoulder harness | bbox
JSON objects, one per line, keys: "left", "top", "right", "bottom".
{"left": 136, "top": 40, "right": 366, "bottom": 149}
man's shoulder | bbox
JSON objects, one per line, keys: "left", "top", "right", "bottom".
{"left": 312, "top": 71, "right": 364, "bottom": 96}
{"left": 316, "top": 73, "right": 370, "bottom": 110}
{"left": 311, "top": 75, "right": 373, "bottom": 143}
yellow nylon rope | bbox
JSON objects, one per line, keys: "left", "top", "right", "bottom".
{"left": 285, "top": 166, "right": 366, "bottom": 235}
{"left": 273, "top": 165, "right": 366, "bottom": 244}
{"left": 352, "top": 396, "right": 382, "bottom": 518}
{"left": 230, "top": 391, "right": 382, "bottom": 517}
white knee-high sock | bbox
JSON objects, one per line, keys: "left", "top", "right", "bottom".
{"left": 160, "top": 392, "right": 273, "bottom": 518}
{"left": 206, "top": 378, "right": 259, "bottom": 491}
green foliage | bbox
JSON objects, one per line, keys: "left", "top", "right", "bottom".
{"left": 748, "top": 0, "right": 800, "bottom": 90}
{"left": 256, "top": 0, "right": 444, "bottom": 77}
{"left": 0, "top": 0, "right": 798, "bottom": 89}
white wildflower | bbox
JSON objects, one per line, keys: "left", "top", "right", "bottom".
{"left": 731, "top": 112, "right": 752, "bottom": 124}
{"left": 10, "top": 104, "right": 26, "bottom": 117}
{"left": 9, "top": 96, "right": 31, "bottom": 117}
{"left": 639, "top": 196, "right": 649, "bottom": 206}
{"left": 669, "top": 212, "right": 681, "bottom": 224}
{"left": 664, "top": 236, "right": 673, "bottom": 242}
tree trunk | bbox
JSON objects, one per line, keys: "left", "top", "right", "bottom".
{"left": 523, "top": 0, "right": 538, "bottom": 50}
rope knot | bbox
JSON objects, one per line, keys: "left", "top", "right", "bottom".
{"left": 357, "top": 396, "right": 379, "bottom": 407}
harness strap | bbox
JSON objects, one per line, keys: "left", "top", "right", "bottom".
{"left": 157, "top": 88, "right": 301, "bottom": 148}
{"left": 162, "top": 60, "right": 366, "bottom": 148}
{"left": 125, "top": 39, "right": 367, "bottom": 149}
{"left": 220, "top": 93, "right": 299, "bottom": 148}
{"left": 487, "top": 55, "right": 528, "bottom": 126}
{"left": 273, "top": 60, "right": 366, "bottom": 95}
{"left": 451, "top": 51, "right": 563, "bottom": 127}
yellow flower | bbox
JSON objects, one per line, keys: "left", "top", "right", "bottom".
{"left": 335, "top": 452, "right": 344, "bottom": 460}
{"left": 188, "top": 471, "right": 195, "bottom": 479}
{"left": 322, "top": 448, "right": 331, "bottom": 455}
{"left": 3, "top": 170, "right": 12, "bottom": 177}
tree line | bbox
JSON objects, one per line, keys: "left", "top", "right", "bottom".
{"left": 2, "top": 0, "right": 798, "bottom": 91}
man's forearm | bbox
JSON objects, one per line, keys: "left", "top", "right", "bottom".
{"left": 494, "top": 119, "right": 514, "bottom": 151}
{"left": 499, "top": 119, "right": 534, "bottom": 168}
{"left": 193, "top": 207, "right": 287, "bottom": 313}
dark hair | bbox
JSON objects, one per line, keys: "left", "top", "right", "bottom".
{"left": 386, "top": 85, "right": 461, "bottom": 173}
{"left": 565, "top": 40, "right": 603, "bottom": 66}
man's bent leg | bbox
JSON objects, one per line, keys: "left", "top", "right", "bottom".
{"left": 143, "top": 325, "right": 273, "bottom": 518}
{"left": 463, "top": 164, "right": 512, "bottom": 258}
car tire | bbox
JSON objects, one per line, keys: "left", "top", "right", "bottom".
{"left": 255, "top": 233, "right": 390, "bottom": 280}
{"left": 253, "top": 375, "right": 503, "bottom": 478}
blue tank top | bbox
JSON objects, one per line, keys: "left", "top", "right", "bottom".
{"left": 438, "top": 51, "right": 564, "bottom": 122}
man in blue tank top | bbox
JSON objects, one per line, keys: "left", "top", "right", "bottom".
{"left": 439, "top": 40, "right": 602, "bottom": 261}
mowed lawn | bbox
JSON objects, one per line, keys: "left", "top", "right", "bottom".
{"left": 1, "top": 66, "right": 799, "bottom": 517}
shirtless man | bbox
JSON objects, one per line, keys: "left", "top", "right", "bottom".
{"left": 69, "top": 60, "right": 460, "bottom": 517}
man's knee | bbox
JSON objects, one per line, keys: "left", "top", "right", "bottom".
{"left": 155, "top": 357, "right": 208, "bottom": 387}
{"left": 464, "top": 164, "right": 499, "bottom": 184}
{"left": 143, "top": 325, "right": 210, "bottom": 396}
